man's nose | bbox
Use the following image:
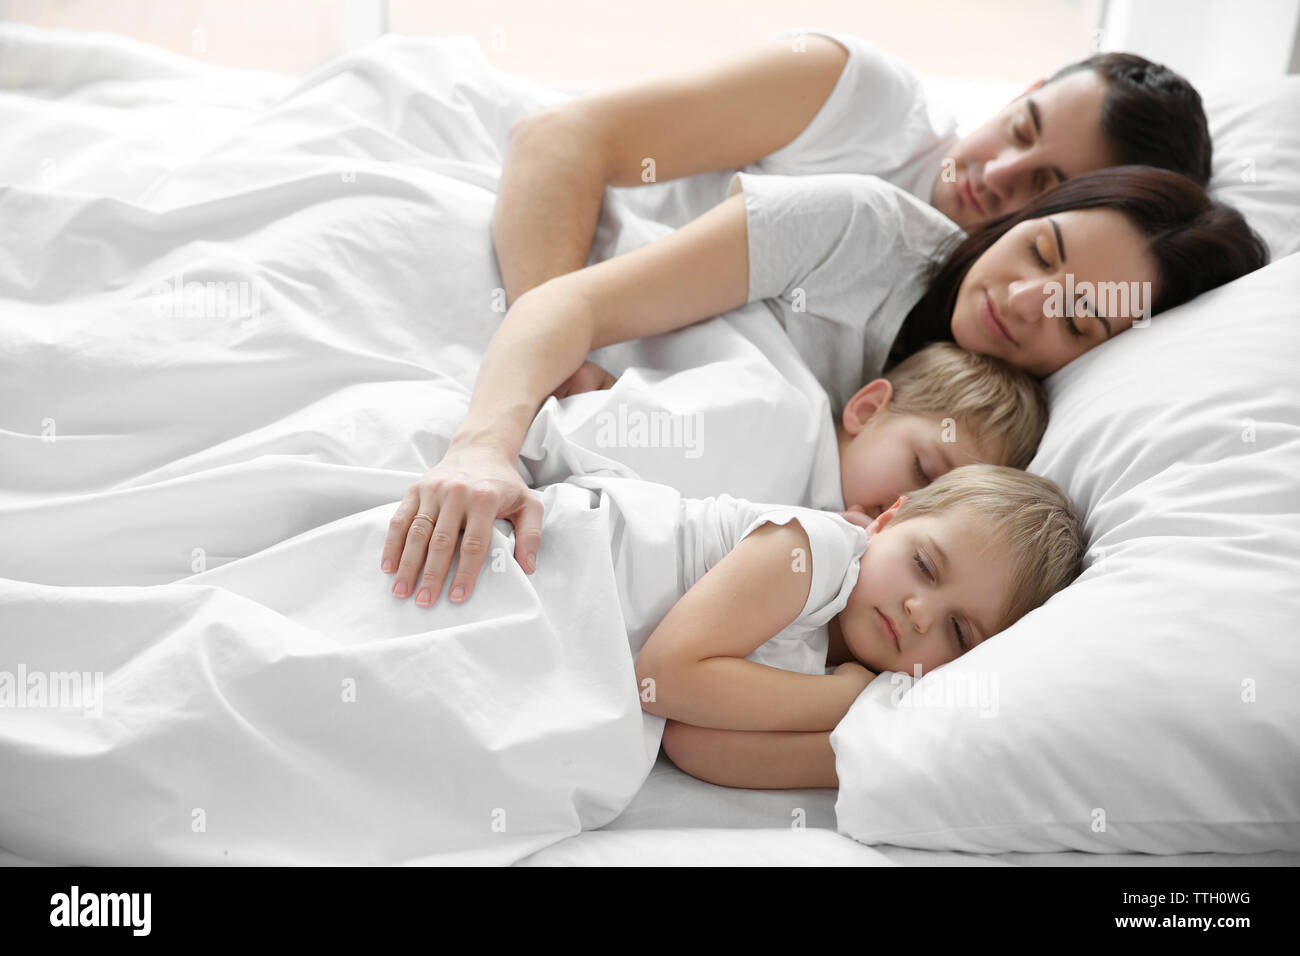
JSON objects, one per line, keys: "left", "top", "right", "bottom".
{"left": 981, "top": 154, "right": 1022, "bottom": 206}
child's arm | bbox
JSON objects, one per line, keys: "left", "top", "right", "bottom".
{"left": 661, "top": 720, "right": 838, "bottom": 789}
{"left": 634, "top": 521, "right": 873, "bottom": 732}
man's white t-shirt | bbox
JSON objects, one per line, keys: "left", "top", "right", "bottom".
{"left": 609, "top": 28, "right": 960, "bottom": 231}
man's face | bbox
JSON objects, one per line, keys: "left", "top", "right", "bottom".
{"left": 930, "top": 69, "right": 1119, "bottom": 230}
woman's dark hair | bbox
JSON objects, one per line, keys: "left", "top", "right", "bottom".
{"left": 893, "top": 166, "right": 1270, "bottom": 364}
{"left": 1048, "top": 53, "right": 1214, "bottom": 186}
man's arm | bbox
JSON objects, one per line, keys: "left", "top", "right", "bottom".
{"left": 661, "top": 720, "right": 838, "bottom": 789}
{"left": 491, "top": 34, "right": 849, "bottom": 305}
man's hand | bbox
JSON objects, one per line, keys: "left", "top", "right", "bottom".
{"left": 381, "top": 442, "right": 543, "bottom": 607}
{"left": 550, "top": 360, "right": 616, "bottom": 399}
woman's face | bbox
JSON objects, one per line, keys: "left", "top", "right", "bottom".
{"left": 950, "top": 208, "right": 1160, "bottom": 377}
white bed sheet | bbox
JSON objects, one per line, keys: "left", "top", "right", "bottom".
{"left": 0, "top": 26, "right": 842, "bottom": 867}
{"left": 518, "top": 825, "right": 1300, "bottom": 866}
{"left": 579, "top": 756, "right": 1300, "bottom": 866}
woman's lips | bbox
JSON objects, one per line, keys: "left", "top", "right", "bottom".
{"left": 981, "top": 290, "right": 1017, "bottom": 345}
{"left": 876, "top": 608, "right": 900, "bottom": 651}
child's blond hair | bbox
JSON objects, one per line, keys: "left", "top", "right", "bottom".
{"left": 893, "top": 463, "right": 1084, "bottom": 630}
{"left": 884, "top": 343, "right": 1048, "bottom": 469}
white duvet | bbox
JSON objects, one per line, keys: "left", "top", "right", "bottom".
{"left": 0, "top": 29, "right": 843, "bottom": 863}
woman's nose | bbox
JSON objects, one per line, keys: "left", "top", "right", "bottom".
{"left": 1009, "top": 275, "right": 1051, "bottom": 326}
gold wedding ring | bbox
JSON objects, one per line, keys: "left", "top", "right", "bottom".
{"left": 411, "top": 513, "right": 436, "bottom": 525}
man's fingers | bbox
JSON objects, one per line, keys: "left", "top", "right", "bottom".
{"left": 512, "top": 493, "right": 544, "bottom": 574}
{"left": 381, "top": 489, "right": 422, "bottom": 574}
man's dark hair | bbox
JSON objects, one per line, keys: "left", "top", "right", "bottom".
{"left": 1047, "top": 53, "right": 1213, "bottom": 186}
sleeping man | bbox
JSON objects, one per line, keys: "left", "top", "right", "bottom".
{"left": 492, "top": 31, "right": 1215, "bottom": 304}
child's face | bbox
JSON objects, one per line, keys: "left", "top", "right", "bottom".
{"left": 837, "top": 504, "right": 1015, "bottom": 674}
{"left": 838, "top": 380, "right": 995, "bottom": 518}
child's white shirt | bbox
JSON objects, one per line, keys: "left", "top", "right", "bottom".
{"left": 535, "top": 475, "right": 869, "bottom": 676}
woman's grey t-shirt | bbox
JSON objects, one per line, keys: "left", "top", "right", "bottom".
{"left": 730, "top": 171, "right": 965, "bottom": 414}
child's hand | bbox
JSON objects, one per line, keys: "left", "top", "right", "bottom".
{"left": 840, "top": 505, "right": 872, "bottom": 529}
{"left": 551, "top": 360, "right": 616, "bottom": 399}
{"left": 833, "top": 660, "right": 876, "bottom": 696}
{"left": 840, "top": 506, "right": 880, "bottom": 540}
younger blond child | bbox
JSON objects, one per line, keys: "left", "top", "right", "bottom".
{"left": 637, "top": 463, "right": 1083, "bottom": 789}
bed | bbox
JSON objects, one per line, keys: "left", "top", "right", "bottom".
{"left": 1, "top": 24, "right": 1297, "bottom": 866}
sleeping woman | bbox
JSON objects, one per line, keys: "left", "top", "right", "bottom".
{"left": 380, "top": 165, "right": 1267, "bottom": 607}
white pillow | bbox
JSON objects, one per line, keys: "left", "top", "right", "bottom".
{"left": 832, "top": 250, "right": 1300, "bottom": 854}
{"left": 1203, "top": 75, "right": 1300, "bottom": 260}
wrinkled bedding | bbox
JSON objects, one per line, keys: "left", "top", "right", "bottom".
{"left": 0, "top": 28, "right": 844, "bottom": 864}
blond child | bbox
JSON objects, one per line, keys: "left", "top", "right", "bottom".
{"left": 521, "top": 343, "right": 1075, "bottom": 789}
{"left": 635, "top": 463, "right": 1083, "bottom": 789}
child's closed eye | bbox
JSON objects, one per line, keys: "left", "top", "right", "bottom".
{"left": 913, "top": 456, "right": 930, "bottom": 485}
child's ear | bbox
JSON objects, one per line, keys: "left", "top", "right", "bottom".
{"left": 841, "top": 379, "right": 893, "bottom": 436}
{"left": 867, "top": 495, "right": 908, "bottom": 536}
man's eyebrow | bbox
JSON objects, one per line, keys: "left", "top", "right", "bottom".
{"left": 1049, "top": 217, "right": 1066, "bottom": 263}
{"left": 1025, "top": 99, "right": 1067, "bottom": 183}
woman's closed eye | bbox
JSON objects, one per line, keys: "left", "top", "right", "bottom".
{"left": 1028, "top": 237, "right": 1050, "bottom": 271}
{"left": 1029, "top": 237, "right": 1087, "bottom": 338}
{"left": 1063, "top": 310, "right": 1086, "bottom": 339}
